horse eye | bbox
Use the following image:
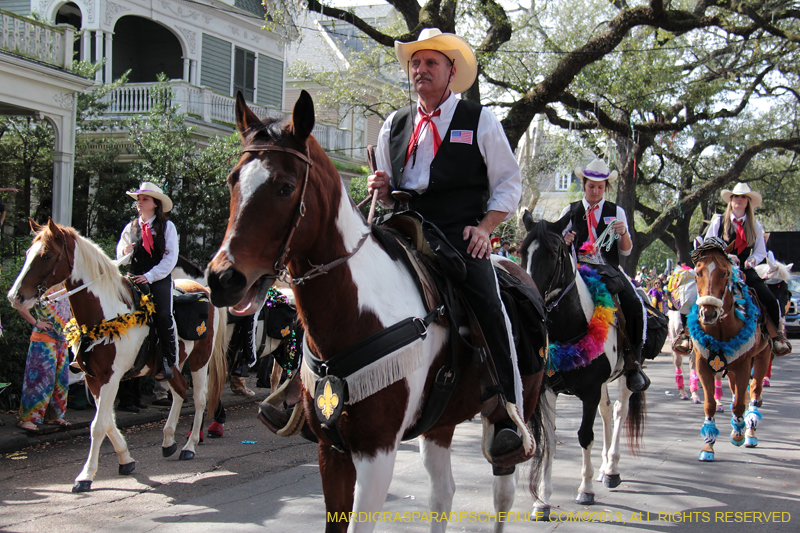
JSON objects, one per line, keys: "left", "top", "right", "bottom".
{"left": 42, "top": 253, "right": 52, "bottom": 260}
{"left": 277, "top": 183, "right": 295, "bottom": 197}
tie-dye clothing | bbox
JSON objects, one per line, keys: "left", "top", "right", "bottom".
{"left": 19, "top": 286, "right": 72, "bottom": 424}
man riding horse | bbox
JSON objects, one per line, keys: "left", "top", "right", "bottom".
{"left": 367, "top": 28, "right": 525, "bottom": 458}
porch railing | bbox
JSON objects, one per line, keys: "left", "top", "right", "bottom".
{"left": 0, "top": 9, "right": 74, "bottom": 70}
{"left": 102, "top": 81, "right": 352, "bottom": 152}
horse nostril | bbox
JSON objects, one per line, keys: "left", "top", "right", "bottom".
{"left": 208, "top": 266, "right": 248, "bottom": 307}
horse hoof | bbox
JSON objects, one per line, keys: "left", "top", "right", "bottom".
{"left": 692, "top": 396, "right": 702, "bottom": 404}
{"left": 679, "top": 392, "right": 690, "bottom": 400}
{"left": 118, "top": 462, "right": 136, "bottom": 475}
{"left": 179, "top": 450, "right": 195, "bottom": 461}
{"left": 753, "top": 399, "right": 763, "bottom": 408}
{"left": 762, "top": 378, "right": 770, "bottom": 388}
{"left": 716, "top": 404, "right": 724, "bottom": 413}
{"left": 533, "top": 507, "right": 551, "bottom": 521}
{"left": 575, "top": 492, "right": 595, "bottom": 505}
{"left": 698, "top": 451, "right": 715, "bottom": 462}
{"left": 744, "top": 437, "right": 758, "bottom": 448}
{"left": 595, "top": 472, "right": 605, "bottom": 483}
{"left": 603, "top": 474, "right": 622, "bottom": 488}
{"left": 72, "top": 480, "right": 92, "bottom": 493}
{"left": 162, "top": 443, "right": 178, "bottom": 457}
{"left": 730, "top": 434, "right": 744, "bottom": 447}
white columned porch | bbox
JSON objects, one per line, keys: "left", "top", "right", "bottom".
{"left": 104, "top": 32, "right": 113, "bottom": 83}
{"left": 94, "top": 30, "right": 104, "bottom": 82}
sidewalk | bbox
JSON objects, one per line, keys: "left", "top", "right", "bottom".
{"left": 0, "top": 375, "right": 267, "bottom": 455}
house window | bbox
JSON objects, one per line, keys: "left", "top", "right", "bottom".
{"left": 234, "top": 47, "right": 255, "bottom": 101}
{"left": 555, "top": 172, "right": 572, "bottom": 191}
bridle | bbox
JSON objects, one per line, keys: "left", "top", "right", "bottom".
{"left": 240, "top": 143, "right": 368, "bottom": 286}
{"left": 36, "top": 231, "right": 74, "bottom": 299}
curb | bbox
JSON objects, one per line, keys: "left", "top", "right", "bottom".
{"left": 0, "top": 394, "right": 263, "bottom": 455}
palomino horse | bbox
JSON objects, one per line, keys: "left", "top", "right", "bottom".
{"left": 520, "top": 213, "right": 645, "bottom": 518}
{"left": 8, "top": 219, "right": 227, "bottom": 492}
{"left": 689, "top": 239, "right": 771, "bottom": 460}
{"left": 206, "top": 91, "right": 545, "bottom": 532}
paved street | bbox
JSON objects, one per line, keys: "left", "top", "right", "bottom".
{"left": 1, "top": 351, "right": 798, "bottom": 532}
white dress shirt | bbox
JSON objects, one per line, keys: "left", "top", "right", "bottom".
{"left": 117, "top": 216, "right": 179, "bottom": 283}
{"left": 376, "top": 92, "right": 521, "bottom": 219}
{"left": 559, "top": 198, "right": 632, "bottom": 256}
{"left": 703, "top": 213, "right": 766, "bottom": 265}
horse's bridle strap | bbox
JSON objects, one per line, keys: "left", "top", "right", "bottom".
{"left": 241, "top": 143, "right": 313, "bottom": 272}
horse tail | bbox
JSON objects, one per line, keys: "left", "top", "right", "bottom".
{"left": 206, "top": 307, "right": 229, "bottom": 420}
{"left": 625, "top": 390, "right": 647, "bottom": 455}
{"left": 528, "top": 383, "right": 553, "bottom": 499}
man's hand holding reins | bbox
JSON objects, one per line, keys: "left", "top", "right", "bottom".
{"left": 367, "top": 171, "right": 392, "bottom": 206}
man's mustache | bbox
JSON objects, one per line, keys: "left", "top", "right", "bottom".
{"left": 414, "top": 74, "right": 433, "bottom": 83}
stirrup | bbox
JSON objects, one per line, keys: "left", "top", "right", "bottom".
{"left": 672, "top": 333, "right": 692, "bottom": 355}
{"left": 155, "top": 358, "right": 174, "bottom": 381}
{"left": 772, "top": 335, "right": 791, "bottom": 357}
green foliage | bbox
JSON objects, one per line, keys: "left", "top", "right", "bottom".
{"left": 0, "top": 237, "right": 35, "bottom": 411}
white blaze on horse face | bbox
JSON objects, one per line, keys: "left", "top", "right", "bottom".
{"left": 7, "top": 240, "right": 43, "bottom": 307}
{"left": 525, "top": 240, "right": 539, "bottom": 276}
{"left": 217, "top": 159, "right": 272, "bottom": 263}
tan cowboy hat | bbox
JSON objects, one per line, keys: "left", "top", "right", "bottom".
{"left": 721, "top": 182, "right": 762, "bottom": 209}
{"left": 395, "top": 28, "right": 478, "bottom": 94}
{"left": 127, "top": 182, "right": 173, "bottom": 212}
{"left": 574, "top": 158, "right": 618, "bottom": 183}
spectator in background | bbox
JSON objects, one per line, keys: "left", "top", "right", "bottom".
{"left": 498, "top": 241, "right": 511, "bottom": 258}
{"left": 508, "top": 246, "right": 521, "bottom": 264}
{"left": 16, "top": 284, "right": 72, "bottom": 433}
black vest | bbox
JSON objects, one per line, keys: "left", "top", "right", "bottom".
{"left": 388, "top": 100, "right": 488, "bottom": 236}
{"left": 130, "top": 219, "right": 165, "bottom": 276}
{"left": 722, "top": 217, "right": 753, "bottom": 265}
{"left": 570, "top": 200, "right": 621, "bottom": 267}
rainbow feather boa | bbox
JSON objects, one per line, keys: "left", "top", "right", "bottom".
{"left": 546, "top": 265, "right": 615, "bottom": 375}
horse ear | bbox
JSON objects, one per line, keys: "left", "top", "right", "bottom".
{"left": 29, "top": 217, "right": 42, "bottom": 233}
{"left": 291, "top": 90, "right": 315, "bottom": 142}
{"left": 235, "top": 90, "right": 262, "bottom": 139}
{"left": 46, "top": 217, "right": 61, "bottom": 234}
{"left": 723, "top": 240, "right": 736, "bottom": 254}
{"left": 522, "top": 210, "right": 535, "bottom": 232}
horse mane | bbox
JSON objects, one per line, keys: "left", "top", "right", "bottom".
{"left": 65, "top": 227, "right": 133, "bottom": 306}
{"left": 522, "top": 219, "right": 563, "bottom": 258}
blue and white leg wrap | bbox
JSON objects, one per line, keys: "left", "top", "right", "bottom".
{"left": 730, "top": 416, "right": 745, "bottom": 437}
{"left": 744, "top": 404, "right": 762, "bottom": 430}
{"left": 701, "top": 417, "right": 719, "bottom": 444}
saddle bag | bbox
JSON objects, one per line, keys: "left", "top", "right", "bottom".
{"left": 264, "top": 302, "right": 297, "bottom": 339}
{"left": 173, "top": 291, "right": 210, "bottom": 341}
{"left": 639, "top": 295, "right": 669, "bottom": 360}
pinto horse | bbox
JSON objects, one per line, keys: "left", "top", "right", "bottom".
{"left": 206, "top": 91, "right": 545, "bottom": 532}
{"left": 691, "top": 242, "right": 771, "bottom": 460}
{"left": 519, "top": 213, "right": 645, "bottom": 517}
{"left": 7, "top": 219, "right": 227, "bottom": 492}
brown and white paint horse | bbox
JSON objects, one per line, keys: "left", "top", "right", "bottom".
{"left": 206, "top": 91, "right": 545, "bottom": 532}
{"left": 691, "top": 245, "right": 771, "bottom": 461}
{"left": 8, "top": 220, "right": 227, "bottom": 492}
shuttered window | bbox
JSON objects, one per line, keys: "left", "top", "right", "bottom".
{"left": 234, "top": 47, "right": 256, "bottom": 101}
{"left": 256, "top": 54, "right": 283, "bottom": 109}
{"left": 201, "top": 34, "right": 232, "bottom": 96}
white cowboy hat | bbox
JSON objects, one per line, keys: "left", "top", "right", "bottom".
{"left": 395, "top": 28, "right": 478, "bottom": 94}
{"left": 721, "top": 182, "right": 762, "bottom": 209}
{"left": 574, "top": 158, "right": 618, "bottom": 183}
{"left": 127, "top": 182, "right": 173, "bottom": 212}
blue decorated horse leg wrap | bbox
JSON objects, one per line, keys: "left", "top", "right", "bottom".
{"left": 701, "top": 417, "right": 719, "bottom": 444}
{"left": 744, "top": 404, "right": 762, "bottom": 430}
{"left": 730, "top": 416, "right": 745, "bottom": 437}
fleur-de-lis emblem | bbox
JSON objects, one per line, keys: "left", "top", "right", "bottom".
{"left": 196, "top": 321, "right": 207, "bottom": 336}
{"left": 709, "top": 355, "right": 725, "bottom": 372}
{"left": 281, "top": 326, "right": 290, "bottom": 337}
{"left": 316, "top": 381, "right": 339, "bottom": 420}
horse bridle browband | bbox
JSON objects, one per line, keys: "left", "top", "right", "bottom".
{"left": 241, "top": 144, "right": 313, "bottom": 275}
{"left": 240, "top": 143, "right": 369, "bottom": 286}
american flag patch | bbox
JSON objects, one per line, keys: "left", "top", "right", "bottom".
{"left": 603, "top": 217, "right": 617, "bottom": 224}
{"left": 450, "top": 130, "right": 473, "bottom": 144}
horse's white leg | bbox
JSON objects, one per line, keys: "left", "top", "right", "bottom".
{"left": 420, "top": 436, "right": 456, "bottom": 533}
{"left": 73, "top": 376, "right": 123, "bottom": 492}
{"left": 575, "top": 388, "right": 602, "bottom": 505}
{"left": 533, "top": 388, "right": 556, "bottom": 521}
{"left": 180, "top": 365, "right": 209, "bottom": 460}
{"left": 596, "top": 384, "right": 613, "bottom": 482}
{"left": 603, "top": 380, "right": 632, "bottom": 486}
{"left": 161, "top": 380, "right": 186, "bottom": 457}
{"left": 492, "top": 469, "right": 517, "bottom": 533}
{"left": 350, "top": 449, "right": 399, "bottom": 533}
{"left": 105, "top": 421, "right": 135, "bottom": 473}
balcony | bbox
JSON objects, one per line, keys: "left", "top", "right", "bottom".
{"left": 101, "top": 80, "right": 352, "bottom": 153}
{"left": 0, "top": 9, "right": 74, "bottom": 70}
